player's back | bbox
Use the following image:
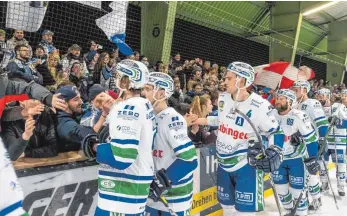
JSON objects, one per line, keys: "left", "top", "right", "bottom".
{"left": 97, "top": 96, "right": 156, "bottom": 214}
{"left": 216, "top": 92, "right": 280, "bottom": 172}
{"left": 327, "top": 102, "right": 347, "bottom": 150}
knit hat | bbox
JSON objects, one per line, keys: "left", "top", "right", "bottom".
{"left": 88, "top": 84, "right": 105, "bottom": 102}
{"left": 0, "top": 29, "right": 5, "bottom": 36}
{"left": 56, "top": 85, "right": 79, "bottom": 101}
{"left": 42, "top": 30, "right": 54, "bottom": 35}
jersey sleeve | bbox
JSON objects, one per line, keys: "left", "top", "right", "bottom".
{"left": 165, "top": 114, "right": 198, "bottom": 183}
{"left": 257, "top": 102, "right": 285, "bottom": 149}
{"left": 96, "top": 103, "right": 144, "bottom": 170}
{"left": 296, "top": 112, "right": 319, "bottom": 157}
{"left": 0, "top": 140, "right": 27, "bottom": 216}
{"left": 308, "top": 100, "right": 328, "bottom": 138}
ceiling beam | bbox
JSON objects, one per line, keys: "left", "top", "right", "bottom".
{"left": 306, "top": 33, "right": 328, "bottom": 53}
{"left": 244, "top": 28, "right": 295, "bottom": 38}
{"left": 248, "top": 8, "right": 270, "bottom": 31}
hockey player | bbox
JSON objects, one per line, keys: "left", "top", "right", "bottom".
{"left": 319, "top": 89, "right": 347, "bottom": 196}
{"left": 0, "top": 138, "right": 28, "bottom": 216}
{"left": 141, "top": 72, "right": 198, "bottom": 216}
{"left": 94, "top": 60, "right": 156, "bottom": 216}
{"left": 292, "top": 80, "right": 329, "bottom": 210}
{"left": 341, "top": 90, "right": 347, "bottom": 183}
{"left": 271, "top": 89, "right": 320, "bottom": 216}
{"left": 317, "top": 88, "right": 332, "bottom": 116}
{"left": 193, "top": 62, "right": 284, "bottom": 215}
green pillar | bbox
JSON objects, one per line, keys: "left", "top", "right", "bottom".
{"left": 326, "top": 20, "right": 347, "bottom": 84}
{"left": 141, "top": 1, "right": 177, "bottom": 64}
{"left": 270, "top": 2, "right": 303, "bottom": 63}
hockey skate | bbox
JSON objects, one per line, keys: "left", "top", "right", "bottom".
{"left": 308, "top": 197, "right": 322, "bottom": 211}
{"left": 338, "top": 184, "right": 345, "bottom": 196}
{"left": 320, "top": 182, "right": 329, "bottom": 193}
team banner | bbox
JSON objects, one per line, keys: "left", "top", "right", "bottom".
{"left": 6, "top": 1, "right": 48, "bottom": 32}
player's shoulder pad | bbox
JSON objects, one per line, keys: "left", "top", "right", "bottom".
{"left": 159, "top": 107, "right": 185, "bottom": 123}
{"left": 249, "top": 93, "right": 273, "bottom": 113}
{"left": 290, "top": 109, "right": 310, "bottom": 123}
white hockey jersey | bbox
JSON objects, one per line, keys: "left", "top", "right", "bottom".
{"left": 147, "top": 107, "right": 197, "bottom": 212}
{"left": 0, "top": 138, "right": 27, "bottom": 216}
{"left": 297, "top": 99, "right": 328, "bottom": 138}
{"left": 96, "top": 96, "right": 156, "bottom": 214}
{"left": 325, "top": 103, "right": 347, "bottom": 150}
{"left": 207, "top": 92, "right": 284, "bottom": 172}
{"left": 271, "top": 109, "right": 318, "bottom": 160}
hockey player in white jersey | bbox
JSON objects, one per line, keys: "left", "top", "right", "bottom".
{"left": 292, "top": 80, "right": 329, "bottom": 210}
{"left": 317, "top": 88, "right": 332, "bottom": 117}
{"left": 141, "top": 72, "right": 198, "bottom": 216}
{"left": 0, "top": 138, "right": 28, "bottom": 216}
{"left": 271, "top": 89, "right": 320, "bottom": 216}
{"left": 319, "top": 89, "right": 347, "bottom": 196}
{"left": 94, "top": 60, "right": 156, "bottom": 216}
{"left": 341, "top": 89, "right": 347, "bottom": 183}
{"left": 194, "top": 62, "right": 284, "bottom": 215}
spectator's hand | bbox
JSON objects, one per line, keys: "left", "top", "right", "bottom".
{"left": 22, "top": 116, "right": 35, "bottom": 141}
{"left": 20, "top": 100, "right": 42, "bottom": 117}
{"left": 52, "top": 93, "right": 68, "bottom": 110}
{"left": 101, "top": 98, "right": 114, "bottom": 116}
{"left": 184, "top": 112, "right": 198, "bottom": 127}
{"left": 34, "top": 59, "right": 42, "bottom": 66}
{"left": 27, "top": 104, "right": 45, "bottom": 116}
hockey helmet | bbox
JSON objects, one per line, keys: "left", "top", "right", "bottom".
{"left": 276, "top": 89, "right": 296, "bottom": 104}
{"left": 226, "top": 62, "right": 255, "bottom": 88}
{"left": 147, "top": 72, "right": 174, "bottom": 101}
{"left": 116, "top": 59, "right": 149, "bottom": 90}
{"left": 293, "top": 80, "right": 311, "bottom": 93}
{"left": 341, "top": 89, "right": 347, "bottom": 95}
{"left": 317, "top": 88, "right": 331, "bottom": 99}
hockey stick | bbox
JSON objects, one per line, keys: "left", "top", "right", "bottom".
{"left": 234, "top": 108, "right": 283, "bottom": 216}
{"left": 320, "top": 159, "right": 339, "bottom": 210}
{"left": 160, "top": 196, "right": 178, "bottom": 216}
{"left": 317, "top": 116, "right": 339, "bottom": 158}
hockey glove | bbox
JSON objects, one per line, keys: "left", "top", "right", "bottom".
{"left": 81, "top": 133, "right": 98, "bottom": 159}
{"left": 304, "top": 156, "right": 320, "bottom": 175}
{"left": 249, "top": 145, "right": 283, "bottom": 173}
{"left": 328, "top": 116, "right": 340, "bottom": 126}
{"left": 247, "top": 138, "right": 263, "bottom": 167}
{"left": 290, "top": 131, "right": 303, "bottom": 147}
{"left": 149, "top": 169, "right": 172, "bottom": 202}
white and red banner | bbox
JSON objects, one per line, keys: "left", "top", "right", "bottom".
{"left": 254, "top": 61, "right": 315, "bottom": 90}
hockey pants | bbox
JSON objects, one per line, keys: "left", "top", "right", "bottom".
{"left": 271, "top": 158, "right": 308, "bottom": 216}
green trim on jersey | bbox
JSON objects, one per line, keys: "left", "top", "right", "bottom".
{"left": 166, "top": 181, "right": 193, "bottom": 197}
{"left": 178, "top": 148, "right": 197, "bottom": 161}
{"left": 316, "top": 119, "right": 328, "bottom": 128}
{"left": 98, "top": 178, "right": 150, "bottom": 196}
{"left": 111, "top": 145, "right": 138, "bottom": 160}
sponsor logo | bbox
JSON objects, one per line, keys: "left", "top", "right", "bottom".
{"left": 250, "top": 99, "right": 261, "bottom": 108}
{"left": 23, "top": 180, "right": 98, "bottom": 216}
{"left": 219, "top": 124, "right": 248, "bottom": 139}
{"left": 116, "top": 125, "right": 138, "bottom": 136}
{"left": 100, "top": 180, "right": 115, "bottom": 189}
{"left": 174, "top": 134, "right": 188, "bottom": 141}
{"left": 118, "top": 105, "right": 139, "bottom": 120}
{"left": 301, "top": 104, "right": 307, "bottom": 110}
{"left": 168, "top": 121, "right": 184, "bottom": 131}
{"left": 289, "top": 176, "right": 304, "bottom": 185}
{"left": 153, "top": 149, "right": 164, "bottom": 158}
{"left": 236, "top": 190, "right": 253, "bottom": 202}
{"left": 146, "top": 110, "right": 154, "bottom": 119}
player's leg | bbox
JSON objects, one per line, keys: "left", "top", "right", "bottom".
{"left": 217, "top": 165, "right": 237, "bottom": 215}
{"left": 319, "top": 149, "right": 330, "bottom": 192}
{"left": 95, "top": 206, "right": 146, "bottom": 216}
{"left": 335, "top": 149, "right": 346, "bottom": 196}
{"left": 233, "top": 164, "right": 263, "bottom": 215}
{"left": 272, "top": 160, "right": 292, "bottom": 213}
{"left": 145, "top": 206, "right": 191, "bottom": 216}
{"left": 289, "top": 158, "right": 308, "bottom": 216}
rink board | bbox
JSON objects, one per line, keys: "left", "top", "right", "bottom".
{"left": 16, "top": 146, "right": 272, "bottom": 216}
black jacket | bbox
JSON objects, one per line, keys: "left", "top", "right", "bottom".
{"left": 1, "top": 106, "right": 58, "bottom": 160}
{"left": 0, "top": 73, "right": 53, "bottom": 123}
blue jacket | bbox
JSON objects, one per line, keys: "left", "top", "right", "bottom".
{"left": 56, "top": 111, "right": 94, "bottom": 152}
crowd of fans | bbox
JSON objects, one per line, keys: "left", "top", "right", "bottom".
{"left": 0, "top": 28, "right": 342, "bottom": 162}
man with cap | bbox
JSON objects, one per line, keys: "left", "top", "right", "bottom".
{"left": 81, "top": 84, "right": 112, "bottom": 128}
{"left": 56, "top": 85, "right": 112, "bottom": 152}
{"left": 39, "top": 30, "right": 56, "bottom": 54}
{"left": 62, "top": 44, "right": 89, "bottom": 77}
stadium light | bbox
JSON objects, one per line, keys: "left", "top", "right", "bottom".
{"left": 303, "top": 1, "right": 339, "bottom": 16}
